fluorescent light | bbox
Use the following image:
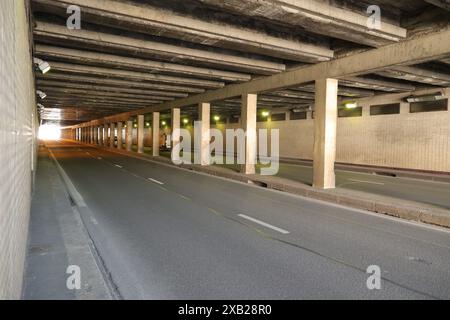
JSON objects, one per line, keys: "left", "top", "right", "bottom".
{"left": 405, "top": 93, "right": 445, "bottom": 103}
{"left": 33, "top": 58, "right": 51, "bottom": 74}
{"left": 261, "top": 111, "right": 270, "bottom": 117}
{"left": 213, "top": 115, "right": 220, "bottom": 121}
{"left": 344, "top": 102, "right": 358, "bottom": 109}
{"left": 183, "top": 118, "right": 189, "bottom": 124}
{"left": 36, "top": 90, "right": 47, "bottom": 100}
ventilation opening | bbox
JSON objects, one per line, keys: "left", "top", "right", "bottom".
{"left": 374, "top": 171, "right": 397, "bottom": 177}
{"left": 247, "top": 180, "right": 268, "bottom": 188}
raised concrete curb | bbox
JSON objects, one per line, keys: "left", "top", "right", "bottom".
{"left": 280, "top": 157, "right": 450, "bottom": 184}
{"left": 76, "top": 141, "right": 450, "bottom": 229}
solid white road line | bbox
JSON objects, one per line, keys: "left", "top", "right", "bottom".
{"left": 238, "top": 214, "right": 290, "bottom": 234}
{"left": 148, "top": 178, "right": 164, "bottom": 185}
{"left": 348, "top": 179, "right": 385, "bottom": 186}
{"left": 114, "top": 164, "right": 123, "bottom": 169}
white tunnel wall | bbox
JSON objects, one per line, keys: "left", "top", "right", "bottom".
{"left": 0, "top": 0, "right": 37, "bottom": 299}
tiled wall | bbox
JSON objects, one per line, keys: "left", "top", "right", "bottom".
{"left": 0, "top": 0, "right": 37, "bottom": 299}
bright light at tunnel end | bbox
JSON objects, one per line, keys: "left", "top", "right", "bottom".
{"left": 39, "top": 124, "right": 62, "bottom": 141}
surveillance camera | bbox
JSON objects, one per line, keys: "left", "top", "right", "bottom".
{"left": 33, "top": 57, "right": 51, "bottom": 74}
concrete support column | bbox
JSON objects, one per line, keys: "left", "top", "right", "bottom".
{"left": 117, "top": 122, "right": 123, "bottom": 149}
{"left": 171, "top": 108, "right": 181, "bottom": 162}
{"left": 110, "top": 123, "right": 115, "bottom": 148}
{"left": 198, "top": 103, "right": 210, "bottom": 166}
{"left": 313, "top": 78, "right": 338, "bottom": 189}
{"left": 137, "top": 115, "right": 145, "bottom": 154}
{"left": 99, "top": 126, "right": 104, "bottom": 146}
{"left": 241, "top": 94, "right": 257, "bottom": 174}
{"left": 95, "top": 126, "right": 99, "bottom": 145}
{"left": 126, "top": 120, "right": 133, "bottom": 151}
{"left": 152, "top": 112, "right": 160, "bottom": 156}
{"left": 90, "top": 126, "right": 94, "bottom": 144}
{"left": 103, "top": 124, "right": 109, "bottom": 146}
{"left": 93, "top": 127, "right": 97, "bottom": 144}
{"left": 400, "top": 102, "right": 409, "bottom": 114}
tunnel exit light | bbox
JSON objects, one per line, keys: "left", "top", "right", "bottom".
{"left": 38, "top": 124, "right": 61, "bottom": 140}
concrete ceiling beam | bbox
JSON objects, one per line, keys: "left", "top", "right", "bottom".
{"left": 376, "top": 66, "right": 450, "bottom": 86}
{"left": 39, "top": 88, "right": 170, "bottom": 103}
{"left": 291, "top": 84, "right": 376, "bottom": 97}
{"left": 36, "top": 73, "right": 205, "bottom": 94}
{"left": 46, "top": 61, "right": 225, "bottom": 89}
{"left": 340, "top": 76, "right": 416, "bottom": 92}
{"left": 36, "top": 80, "right": 189, "bottom": 98}
{"left": 37, "top": 84, "right": 180, "bottom": 101}
{"left": 34, "top": 21, "right": 286, "bottom": 75}
{"left": 74, "top": 28, "right": 450, "bottom": 126}
{"left": 197, "top": 0, "right": 407, "bottom": 47}
{"left": 33, "top": 0, "right": 333, "bottom": 63}
{"left": 425, "top": 0, "right": 450, "bottom": 11}
{"left": 35, "top": 44, "right": 251, "bottom": 82}
{"left": 42, "top": 94, "right": 160, "bottom": 105}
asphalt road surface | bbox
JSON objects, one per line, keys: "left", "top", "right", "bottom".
{"left": 47, "top": 141, "right": 450, "bottom": 299}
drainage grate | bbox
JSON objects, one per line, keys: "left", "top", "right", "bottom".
{"left": 374, "top": 171, "right": 397, "bottom": 177}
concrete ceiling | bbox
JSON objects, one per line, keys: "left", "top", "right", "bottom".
{"left": 31, "top": 0, "right": 450, "bottom": 126}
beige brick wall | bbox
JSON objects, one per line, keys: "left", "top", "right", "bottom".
{"left": 0, "top": 0, "right": 37, "bottom": 299}
{"left": 212, "top": 88, "right": 450, "bottom": 173}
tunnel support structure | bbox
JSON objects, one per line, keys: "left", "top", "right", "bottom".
{"left": 197, "top": 103, "right": 210, "bottom": 166}
{"left": 171, "top": 108, "right": 181, "bottom": 163}
{"left": 126, "top": 120, "right": 133, "bottom": 151}
{"left": 241, "top": 94, "right": 257, "bottom": 175}
{"left": 137, "top": 115, "right": 145, "bottom": 154}
{"left": 152, "top": 112, "right": 160, "bottom": 157}
{"left": 117, "top": 122, "right": 123, "bottom": 149}
{"left": 313, "top": 78, "right": 338, "bottom": 189}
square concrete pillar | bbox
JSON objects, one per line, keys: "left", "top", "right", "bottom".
{"left": 400, "top": 102, "right": 409, "bottom": 114}
{"left": 126, "top": 120, "right": 133, "bottom": 151}
{"left": 117, "top": 122, "right": 123, "bottom": 149}
{"left": 96, "top": 126, "right": 100, "bottom": 145}
{"left": 171, "top": 108, "right": 181, "bottom": 162}
{"left": 99, "top": 126, "right": 104, "bottom": 146}
{"left": 104, "top": 124, "right": 109, "bottom": 146}
{"left": 110, "top": 123, "right": 116, "bottom": 148}
{"left": 313, "top": 78, "right": 338, "bottom": 189}
{"left": 198, "top": 102, "right": 210, "bottom": 166}
{"left": 241, "top": 94, "right": 257, "bottom": 175}
{"left": 90, "top": 126, "right": 94, "bottom": 144}
{"left": 93, "top": 127, "right": 97, "bottom": 145}
{"left": 137, "top": 115, "right": 145, "bottom": 154}
{"left": 152, "top": 112, "right": 160, "bottom": 156}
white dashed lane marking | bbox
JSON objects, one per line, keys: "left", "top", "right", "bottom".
{"left": 238, "top": 214, "right": 290, "bottom": 235}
